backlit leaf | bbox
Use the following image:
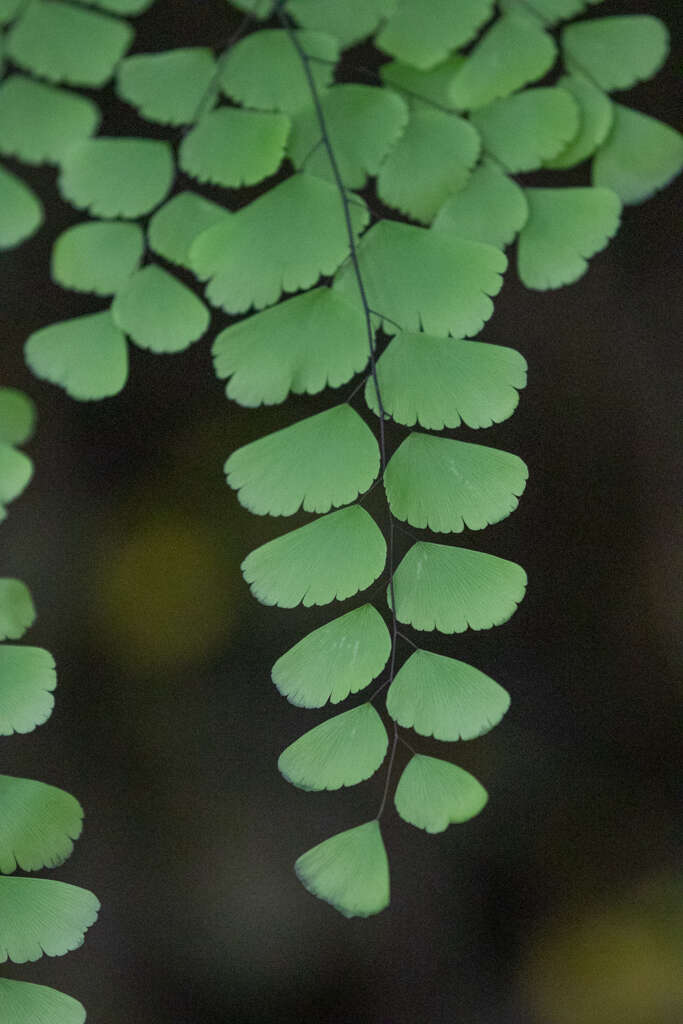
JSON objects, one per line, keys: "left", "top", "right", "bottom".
{"left": 0, "top": 979, "right": 85, "bottom": 1024}
{"left": 470, "top": 87, "right": 579, "bottom": 173}
{"left": 295, "top": 820, "right": 389, "bottom": 918}
{"left": 518, "top": 186, "right": 621, "bottom": 290}
{"left": 390, "top": 541, "right": 527, "bottom": 632}
{"left": 147, "top": 191, "right": 229, "bottom": 269}
{"left": 51, "top": 220, "right": 143, "bottom": 295}
{"left": 394, "top": 755, "right": 488, "bottom": 832}
{"left": 499, "top": 0, "right": 588, "bottom": 23}
{"left": 212, "top": 287, "right": 368, "bottom": 406}
{"left": 111, "top": 265, "right": 209, "bottom": 354}
{"left": 365, "top": 332, "right": 527, "bottom": 430}
{"left": 0, "top": 579, "right": 35, "bottom": 641}
{"left": 592, "top": 104, "right": 683, "bottom": 206}
{"left": 376, "top": 0, "right": 494, "bottom": 70}
{"left": 272, "top": 604, "right": 390, "bottom": 708}
{"left": 225, "top": 404, "right": 379, "bottom": 516}
{"left": 0, "top": 877, "right": 99, "bottom": 962}
{"left": 384, "top": 433, "right": 528, "bottom": 533}
{"left": 0, "top": 645, "right": 56, "bottom": 735}
{"left": 116, "top": 47, "right": 215, "bottom": 125}
{"left": 432, "top": 159, "right": 528, "bottom": 249}
{"left": 278, "top": 703, "right": 388, "bottom": 790}
{"left": 179, "top": 107, "right": 289, "bottom": 188}
{"left": 59, "top": 138, "right": 174, "bottom": 219}
{"left": 386, "top": 648, "right": 510, "bottom": 740}
{"left": 25, "top": 310, "right": 128, "bottom": 400}
{"left": 0, "top": 74, "right": 99, "bottom": 164}
{"left": 0, "top": 388, "right": 35, "bottom": 446}
{"left": 288, "top": 0, "right": 395, "bottom": 49}
{"left": 0, "top": 164, "right": 43, "bottom": 249}
{"left": 242, "top": 505, "right": 386, "bottom": 608}
{"left": 334, "top": 220, "right": 506, "bottom": 338}
{"left": 380, "top": 56, "right": 466, "bottom": 111}
{"left": 0, "top": 443, "right": 32, "bottom": 519}
{"left": 544, "top": 74, "right": 612, "bottom": 169}
{"left": 191, "top": 173, "right": 368, "bottom": 314}
{"left": 0, "top": 776, "right": 83, "bottom": 873}
{"left": 562, "top": 15, "right": 669, "bottom": 92}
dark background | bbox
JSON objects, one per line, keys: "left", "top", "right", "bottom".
{"left": 1, "top": 1, "right": 681, "bottom": 1022}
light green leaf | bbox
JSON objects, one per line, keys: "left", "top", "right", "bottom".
{"left": 394, "top": 755, "right": 488, "bottom": 832}
{"left": 334, "top": 220, "right": 506, "bottom": 338}
{"left": 225, "top": 404, "right": 379, "bottom": 516}
{"left": 212, "top": 287, "right": 368, "bottom": 406}
{"left": 25, "top": 310, "right": 128, "bottom": 400}
{"left": 287, "top": 83, "right": 408, "bottom": 189}
{"left": 116, "top": 47, "right": 215, "bottom": 125}
{"left": 272, "top": 604, "right": 391, "bottom": 708}
{"left": 0, "top": 776, "right": 83, "bottom": 873}
{"left": 0, "top": 0, "right": 26, "bottom": 27}
{"left": 58, "top": 137, "right": 174, "bottom": 219}
{"left": 295, "top": 820, "right": 389, "bottom": 918}
{"left": 470, "top": 87, "right": 579, "bottom": 173}
{"left": 386, "top": 649, "right": 510, "bottom": 740}
{"left": 191, "top": 173, "right": 368, "bottom": 314}
{"left": 592, "top": 104, "right": 683, "bottom": 206}
{"left": 279, "top": 703, "right": 388, "bottom": 790}
{"left": 376, "top": 0, "right": 494, "bottom": 70}
{"left": 518, "top": 186, "right": 621, "bottom": 290}
{"left": 0, "top": 164, "right": 43, "bottom": 249}
{"left": 179, "top": 107, "right": 289, "bottom": 188}
{"left": 376, "top": 103, "right": 480, "bottom": 223}
{"left": 0, "top": 74, "right": 99, "bottom": 164}
{"left": 0, "top": 979, "right": 85, "bottom": 1024}
{"left": 147, "top": 191, "right": 229, "bottom": 269}
{"left": 544, "top": 73, "right": 612, "bottom": 169}
{"left": 562, "top": 15, "right": 669, "bottom": 92}
{"left": 390, "top": 541, "right": 527, "bottom": 632}
{"left": 6, "top": 0, "right": 132, "bottom": 87}
{"left": 242, "top": 505, "right": 386, "bottom": 608}
{"left": 385, "top": 433, "right": 527, "bottom": 533}
{"left": 219, "top": 29, "right": 339, "bottom": 114}
{"left": 0, "top": 877, "right": 99, "bottom": 962}
{"left": 288, "top": 0, "right": 395, "bottom": 49}
{"left": 0, "top": 443, "right": 32, "bottom": 519}
{"left": 111, "top": 265, "right": 209, "bottom": 354}
{"left": 0, "top": 579, "right": 35, "bottom": 641}
{"left": 499, "top": 0, "right": 588, "bottom": 24}
{"left": 449, "top": 11, "right": 556, "bottom": 110}
{"left": 0, "top": 645, "right": 56, "bottom": 735}
{"left": 380, "top": 56, "right": 466, "bottom": 111}
{"left": 71, "top": 0, "right": 154, "bottom": 12}
{"left": 432, "top": 159, "right": 528, "bottom": 249}
{"left": 366, "top": 332, "right": 527, "bottom": 430}
{"left": 51, "top": 220, "right": 143, "bottom": 296}
{"left": 227, "top": 0, "right": 273, "bottom": 17}
{"left": 0, "top": 388, "right": 35, "bottom": 446}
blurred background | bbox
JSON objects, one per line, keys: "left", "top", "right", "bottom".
{"left": 1, "top": 1, "right": 681, "bottom": 1022}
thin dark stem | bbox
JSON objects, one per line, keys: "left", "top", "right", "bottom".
{"left": 376, "top": 721, "right": 398, "bottom": 819}
{"left": 397, "top": 630, "right": 418, "bottom": 650}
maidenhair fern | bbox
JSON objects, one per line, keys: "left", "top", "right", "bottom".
{"left": 0, "top": 0, "right": 681, "bottom": 1013}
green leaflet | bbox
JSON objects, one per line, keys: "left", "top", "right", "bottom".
{"left": 51, "top": 220, "right": 144, "bottom": 296}
{"left": 179, "top": 107, "right": 290, "bottom": 189}
{"left": 562, "top": 15, "right": 669, "bottom": 92}
{"left": 241, "top": 505, "right": 386, "bottom": 608}
{"left": 190, "top": 173, "right": 369, "bottom": 314}
{"left": 288, "top": 0, "right": 395, "bottom": 49}
{"left": 470, "top": 87, "right": 579, "bottom": 173}
{"left": 365, "top": 332, "right": 527, "bottom": 431}
{"left": 0, "top": 646, "right": 56, "bottom": 736}
{"left": 376, "top": 102, "right": 480, "bottom": 224}
{"left": 219, "top": 29, "right": 340, "bottom": 114}
{"left": 295, "top": 820, "right": 390, "bottom": 918}
{"left": 225, "top": 404, "right": 380, "bottom": 516}
{"left": 59, "top": 137, "right": 174, "bottom": 219}
{"left": 25, "top": 310, "right": 128, "bottom": 400}
{"left": 111, "top": 265, "right": 209, "bottom": 353}
{"left": 227, "top": 0, "right": 271, "bottom": 17}
{"left": 544, "top": 74, "right": 613, "bottom": 170}
{"left": 212, "top": 287, "right": 368, "bottom": 406}
{"left": 147, "top": 191, "right": 229, "bottom": 269}
{"left": 0, "top": 75, "right": 100, "bottom": 164}
{"left": 6, "top": 0, "right": 132, "bottom": 87}
{"left": 287, "top": 84, "right": 409, "bottom": 190}
{"left": 334, "top": 220, "right": 506, "bottom": 338}
{"left": 431, "top": 159, "right": 529, "bottom": 250}
{"left": 0, "top": 877, "right": 99, "bottom": 962}
{"left": 499, "top": 0, "right": 588, "bottom": 24}
{"left": 0, "top": 444, "right": 32, "bottom": 520}
{"left": 518, "top": 186, "right": 621, "bottom": 290}
{"left": 394, "top": 755, "right": 488, "bottom": 832}
{"left": 390, "top": 541, "right": 527, "bottom": 633}
{"left": 71, "top": 0, "right": 154, "bottom": 12}
{"left": 0, "top": 776, "right": 83, "bottom": 873}
{"left": 376, "top": 0, "right": 494, "bottom": 70}
{"left": 449, "top": 10, "right": 556, "bottom": 110}
{"left": 0, "top": 388, "right": 35, "bottom": 446}
{"left": 278, "top": 703, "right": 388, "bottom": 791}
{"left": 116, "top": 47, "right": 216, "bottom": 125}
{"left": 384, "top": 433, "right": 528, "bottom": 533}
{"left": 272, "top": 605, "right": 391, "bottom": 708}
{"left": 0, "top": 164, "right": 43, "bottom": 250}
{"left": 592, "top": 104, "right": 683, "bottom": 206}
{"left": 386, "top": 649, "right": 510, "bottom": 741}
{"left": 0, "top": 579, "right": 35, "bottom": 640}
{"left": 0, "top": 979, "right": 85, "bottom": 1024}
{"left": 0, "top": 0, "right": 26, "bottom": 26}
{"left": 380, "top": 56, "right": 466, "bottom": 111}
